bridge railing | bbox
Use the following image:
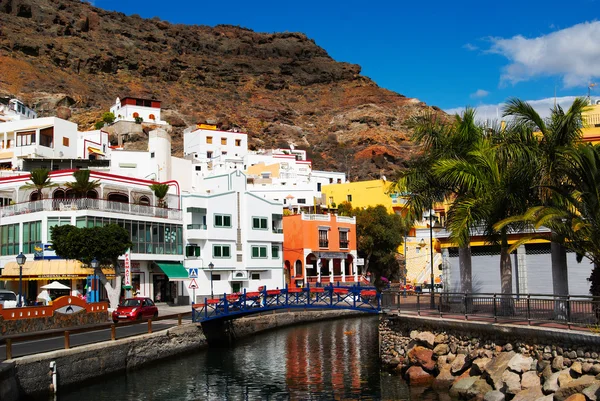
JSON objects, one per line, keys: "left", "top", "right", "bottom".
{"left": 381, "top": 291, "right": 600, "bottom": 329}
{"left": 192, "top": 283, "right": 381, "bottom": 322}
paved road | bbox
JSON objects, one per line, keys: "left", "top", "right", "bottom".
{"left": 0, "top": 316, "right": 192, "bottom": 360}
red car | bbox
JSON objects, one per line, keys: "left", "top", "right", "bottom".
{"left": 112, "top": 297, "right": 158, "bottom": 323}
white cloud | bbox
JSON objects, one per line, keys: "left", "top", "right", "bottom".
{"left": 445, "top": 96, "right": 579, "bottom": 121}
{"left": 470, "top": 89, "right": 489, "bottom": 99}
{"left": 489, "top": 21, "right": 600, "bottom": 87}
{"left": 463, "top": 43, "right": 478, "bottom": 51}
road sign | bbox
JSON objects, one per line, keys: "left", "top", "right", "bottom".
{"left": 188, "top": 268, "right": 198, "bottom": 279}
{"left": 356, "top": 258, "right": 365, "bottom": 266}
{"left": 188, "top": 278, "right": 199, "bottom": 289}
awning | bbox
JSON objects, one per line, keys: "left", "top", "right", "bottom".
{"left": 0, "top": 260, "right": 115, "bottom": 281}
{"left": 88, "top": 147, "right": 105, "bottom": 156}
{"left": 155, "top": 262, "right": 188, "bottom": 281}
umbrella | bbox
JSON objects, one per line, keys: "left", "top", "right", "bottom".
{"left": 41, "top": 281, "right": 71, "bottom": 290}
{"left": 36, "top": 290, "right": 51, "bottom": 304}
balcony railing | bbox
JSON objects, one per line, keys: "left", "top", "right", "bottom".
{"left": 187, "top": 224, "right": 207, "bottom": 230}
{"left": 339, "top": 241, "right": 349, "bottom": 249}
{"left": 0, "top": 198, "right": 182, "bottom": 220}
{"left": 272, "top": 228, "right": 283, "bottom": 234}
{"left": 302, "top": 213, "right": 331, "bottom": 221}
{"left": 335, "top": 215, "right": 356, "bottom": 223}
{"left": 319, "top": 240, "right": 329, "bottom": 248}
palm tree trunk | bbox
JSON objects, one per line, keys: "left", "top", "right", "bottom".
{"left": 551, "top": 240, "right": 569, "bottom": 320}
{"left": 500, "top": 230, "right": 514, "bottom": 315}
{"left": 459, "top": 245, "right": 472, "bottom": 293}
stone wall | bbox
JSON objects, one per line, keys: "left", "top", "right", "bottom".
{"left": 0, "top": 310, "right": 109, "bottom": 336}
{"left": 380, "top": 315, "right": 600, "bottom": 401}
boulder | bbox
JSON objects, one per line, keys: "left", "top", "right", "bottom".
{"left": 511, "top": 387, "right": 544, "bottom": 401}
{"left": 449, "top": 376, "right": 478, "bottom": 398}
{"left": 407, "top": 346, "right": 435, "bottom": 371}
{"left": 433, "top": 366, "right": 454, "bottom": 390}
{"left": 564, "top": 394, "right": 586, "bottom": 401}
{"left": 508, "top": 354, "right": 534, "bottom": 373}
{"left": 483, "top": 390, "right": 505, "bottom": 401}
{"left": 571, "top": 361, "right": 583, "bottom": 376}
{"left": 409, "top": 330, "right": 419, "bottom": 339}
{"left": 520, "top": 371, "right": 540, "bottom": 390}
{"left": 537, "top": 396, "right": 554, "bottom": 401}
{"left": 559, "top": 368, "right": 574, "bottom": 387}
{"left": 582, "top": 381, "right": 600, "bottom": 401}
{"left": 471, "top": 358, "right": 492, "bottom": 376}
{"left": 483, "top": 351, "right": 516, "bottom": 390}
{"left": 553, "top": 356, "right": 565, "bottom": 371}
{"left": 554, "top": 375, "right": 597, "bottom": 401}
{"left": 543, "top": 371, "right": 560, "bottom": 394}
{"left": 464, "top": 378, "right": 493, "bottom": 398}
{"left": 434, "top": 343, "right": 450, "bottom": 356}
{"left": 434, "top": 333, "right": 446, "bottom": 344}
{"left": 542, "top": 364, "right": 554, "bottom": 380}
{"left": 451, "top": 354, "right": 470, "bottom": 374}
{"left": 416, "top": 331, "right": 435, "bottom": 348}
{"left": 591, "top": 364, "right": 600, "bottom": 375}
{"left": 501, "top": 370, "right": 521, "bottom": 395}
{"left": 582, "top": 363, "right": 593, "bottom": 374}
{"left": 405, "top": 365, "right": 434, "bottom": 386}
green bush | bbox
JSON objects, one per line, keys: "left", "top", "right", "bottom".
{"left": 134, "top": 116, "right": 143, "bottom": 124}
{"left": 102, "top": 112, "right": 115, "bottom": 124}
{"left": 94, "top": 121, "right": 104, "bottom": 130}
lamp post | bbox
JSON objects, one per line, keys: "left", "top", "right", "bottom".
{"left": 90, "top": 258, "right": 99, "bottom": 303}
{"left": 16, "top": 252, "right": 26, "bottom": 307}
{"left": 208, "top": 262, "right": 214, "bottom": 299}
{"left": 427, "top": 208, "right": 443, "bottom": 308}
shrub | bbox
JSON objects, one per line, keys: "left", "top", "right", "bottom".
{"left": 94, "top": 121, "right": 104, "bottom": 130}
{"left": 102, "top": 112, "right": 115, "bottom": 124}
{"left": 134, "top": 116, "right": 143, "bottom": 124}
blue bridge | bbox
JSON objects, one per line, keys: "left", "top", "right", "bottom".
{"left": 191, "top": 284, "right": 382, "bottom": 323}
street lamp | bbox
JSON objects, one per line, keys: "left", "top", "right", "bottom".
{"left": 90, "top": 257, "right": 100, "bottom": 269}
{"left": 16, "top": 252, "right": 26, "bottom": 307}
{"left": 208, "top": 262, "right": 214, "bottom": 299}
{"left": 90, "top": 258, "right": 99, "bottom": 302}
{"left": 428, "top": 208, "right": 443, "bottom": 308}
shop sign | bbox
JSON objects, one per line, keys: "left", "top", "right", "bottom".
{"left": 124, "top": 249, "right": 131, "bottom": 287}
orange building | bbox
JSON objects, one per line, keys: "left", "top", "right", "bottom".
{"left": 283, "top": 213, "right": 358, "bottom": 288}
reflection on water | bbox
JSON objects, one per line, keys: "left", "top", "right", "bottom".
{"left": 57, "top": 316, "right": 447, "bottom": 400}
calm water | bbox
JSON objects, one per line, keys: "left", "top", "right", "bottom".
{"left": 58, "top": 317, "right": 446, "bottom": 400}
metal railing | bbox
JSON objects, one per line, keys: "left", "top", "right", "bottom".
{"left": 381, "top": 291, "right": 600, "bottom": 329}
{"left": 187, "top": 224, "right": 207, "bottom": 230}
{"left": 0, "top": 198, "right": 183, "bottom": 220}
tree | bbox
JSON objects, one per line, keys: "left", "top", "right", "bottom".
{"left": 51, "top": 224, "right": 133, "bottom": 309}
{"left": 354, "top": 205, "right": 408, "bottom": 289}
{"left": 149, "top": 183, "right": 169, "bottom": 207}
{"left": 337, "top": 201, "right": 353, "bottom": 216}
{"left": 501, "top": 97, "right": 588, "bottom": 300}
{"left": 66, "top": 169, "right": 101, "bottom": 198}
{"left": 22, "top": 168, "right": 57, "bottom": 200}
{"left": 102, "top": 112, "right": 115, "bottom": 125}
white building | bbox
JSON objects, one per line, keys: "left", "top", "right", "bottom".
{"left": 77, "top": 129, "right": 110, "bottom": 161}
{"left": 183, "top": 126, "right": 248, "bottom": 171}
{"left": 0, "top": 99, "right": 38, "bottom": 123}
{"left": 109, "top": 97, "right": 167, "bottom": 125}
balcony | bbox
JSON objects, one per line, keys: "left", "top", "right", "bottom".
{"left": 187, "top": 223, "right": 209, "bottom": 240}
{"left": 187, "top": 224, "right": 207, "bottom": 230}
{"left": 339, "top": 240, "right": 349, "bottom": 249}
{"left": 319, "top": 240, "right": 329, "bottom": 248}
{"left": 272, "top": 227, "right": 283, "bottom": 234}
{"left": 0, "top": 198, "right": 182, "bottom": 220}
{"left": 335, "top": 215, "right": 356, "bottom": 223}
{"left": 302, "top": 213, "right": 331, "bottom": 222}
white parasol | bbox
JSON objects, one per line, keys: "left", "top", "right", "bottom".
{"left": 41, "top": 281, "right": 71, "bottom": 290}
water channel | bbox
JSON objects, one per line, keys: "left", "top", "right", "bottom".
{"left": 59, "top": 316, "right": 447, "bottom": 400}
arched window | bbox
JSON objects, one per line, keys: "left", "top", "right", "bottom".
{"left": 295, "top": 260, "right": 303, "bottom": 276}
{"left": 107, "top": 193, "right": 129, "bottom": 203}
{"left": 149, "top": 114, "right": 155, "bottom": 121}
{"left": 65, "top": 189, "right": 75, "bottom": 199}
{"left": 87, "top": 190, "right": 98, "bottom": 199}
{"left": 139, "top": 196, "right": 151, "bottom": 206}
{"left": 53, "top": 189, "right": 65, "bottom": 199}
{"left": 30, "top": 192, "right": 40, "bottom": 201}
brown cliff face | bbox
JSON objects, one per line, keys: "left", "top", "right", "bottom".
{"left": 0, "top": 0, "right": 439, "bottom": 179}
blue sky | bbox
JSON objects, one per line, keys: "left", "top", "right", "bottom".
{"left": 94, "top": 0, "right": 600, "bottom": 118}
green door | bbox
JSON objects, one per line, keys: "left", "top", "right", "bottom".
{"left": 232, "top": 283, "right": 242, "bottom": 293}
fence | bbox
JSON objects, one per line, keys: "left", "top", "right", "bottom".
{"left": 381, "top": 291, "right": 600, "bottom": 329}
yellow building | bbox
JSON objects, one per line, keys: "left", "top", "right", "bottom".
{"left": 321, "top": 179, "right": 406, "bottom": 214}
{"left": 582, "top": 100, "right": 600, "bottom": 143}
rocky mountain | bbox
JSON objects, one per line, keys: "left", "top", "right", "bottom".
{"left": 0, "top": 0, "right": 441, "bottom": 179}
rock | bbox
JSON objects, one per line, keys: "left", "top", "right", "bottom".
{"left": 56, "top": 106, "right": 72, "bottom": 120}
{"left": 405, "top": 365, "right": 434, "bottom": 386}
{"left": 571, "top": 361, "right": 583, "bottom": 375}
{"left": 408, "top": 346, "right": 435, "bottom": 371}
{"left": 554, "top": 375, "right": 597, "bottom": 401}
{"left": 483, "top": 390, "right": 505, "bottom": 401}
{"left": 543, "top": 371, "right": 561, "bottom": 393}
{"left": 502, "top": 370, "right": 521, "bottom": 395}
{"left": 450, "top": 343, "right": 458, "bottom": 354}
{"left": 483, "top": 351, "right": 516, "bottom": 390}
{"left": 504, "top": 343, "right": 514, "bottom": 352}
{"left": 433, "top": 366, "right": 454, "bottom": 390}
{"left": 454, "top": 368, "right": 473, "bottom": 383}
{"left": 542, "top": 364, "right": 554, "bottom": 380}
{"left": 564, "top": 394, "right": 586, "bottom": 401}
{"left": 583, "top": 363, "right": 593, "bottom": 374}
{"left": 416, "top": 331, "right": 435, "bottom": 348}
{"left": 592, "top": 365, "right": 600, "bottom": 375}
{"left": 520, "top": 371, "right": 540, "bottom": 390}
{"left": 449, "top": 376, "right": 478, "bottom": 398}
{"left": 409, "top": 330, "right": 419, "bottom": 340}
{"left": 447, "top": 353, "right": 456, "bottom": 363}
{"left": 451, "top": 354, "right": 470, "bottom": 374}
{"left": 582, "top": 381, "right": 600, "bottom": 401}
{"left": 511, "top": 387, "right": 544, "bottom": 401}
{"left": 465, "top": 379, "right": 493, "bottom": 398}
{"left": 567, "top": 351, "right": 578, "bottom": 359}
{"left": 508, "top": 354, "right": 534, "bottom": 373}
{"left": 434, "top": 343, "right": 450, "bottom": 356}
{"left": 471, "top": 358, "right": 492, "bottom": 376}
{"left": 537, "top": 396, "right": 554, "bottom": 401}
{"left": 559, "top": 368, "right": 574, "bottom": 387}
{"left": 434, "top": 334, "right": 446, "bottom": 344}
{"left": 553, "top": 356, "right": 565, "bottom": 371}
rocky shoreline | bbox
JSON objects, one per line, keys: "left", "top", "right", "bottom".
{"left": 380, "top": 318, "right": 600, "bottom": 400}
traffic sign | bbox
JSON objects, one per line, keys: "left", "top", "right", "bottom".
{"left": 188, "top": 268, "right": 198, "bottom": 279}
{"left": 188, "top": 278, "right": 199, "bottom": 289}
{"left": 356, "top": 258, "right": 365, "bottom": 266}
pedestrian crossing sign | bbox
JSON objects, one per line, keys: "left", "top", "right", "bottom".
{"left": 188, "top": 278, "right": 199, "bottom": 289}
{"left": 188, "top": 268, "right": 199, "bottom": 279}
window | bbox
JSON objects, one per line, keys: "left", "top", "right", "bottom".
{"left": 319, "top": 229, "right": 329, "bottom": 248}
{"left": 317, "top": 183, "right": 321, "bottom": 191}
{"left": 1, "top": 224, "right": 20, "bottom": 256}
{"left": 222, "top": 151, "right": 227, "bottom": 155}
{"left": 186, "top": 245, "right": 201, "bottom": 257}
{"left": 235, "top": 139, "right": 241, "bottom": 146}
{"left": 221, "top": 137, "right": 227, "bottom": 145}
{"left": 271, "top": 245, "right": 279, "bottom": 258}
{"left": 16, "top": 131, "right": 35, "bottom": 147}
{"left": 150, "top": 152, "right": 155, "bottom": 158}
{"left": 207, "top": 151, "right": 213, "bottom": 159}
{"left": 339, "top": 230, "right": 349, "bottom": 249}
{"left": 195, "top": 166, "right": 202, "bottom": 171}
{"left": 329, "top": 197, "right": 333, "bottom": 204}
{"left": 62, "top": 137, "right": 69, "bottom": 147}
{"left": 251, "top": 273, "right": 260, "bottom": 280}
{"left": 214, "top": 214, "right": 232, "bottom": 228}
{"left": 48, "top": 217, "right": 71, "bottom": 239}
{"left": 251, "top": 246, "right": 268, "bottom": 258}
{"left": 213, "top": 245, "right": 231, "bottom": 258}
{"left": 347, "top": 194, "right": 352, "bottom": 202}
{"left": 297, "top": 198, "right": 306, "bottom": 204}
{"left": 206, "top": 136, "right": 213, "bottom": 144}
{"left": 252, "top": 217, "right": 268, "bottom": 230}
{"left": 23, "top": 221, "right": 41, "bottom": 253}
{"left": 212, "top": 274, "right": 221, "bottom": 281}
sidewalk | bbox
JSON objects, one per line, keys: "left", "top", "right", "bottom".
{"left": 155, "top": 303, "right": 193, "bottom": 316}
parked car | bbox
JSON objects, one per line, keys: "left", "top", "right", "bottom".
{"left": 112, "top": 297, "right": 158, "bottom": 323}
{"left": 0, "top": 290, "right": 17, "bottom": 308}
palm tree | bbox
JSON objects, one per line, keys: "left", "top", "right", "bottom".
{"left": 66, "top": 170, "right": 101, "bottom": 198}
{"left": 149, "top": 183, "right": 169, "bottom": 208}
{"left": 22, "top": 168, "right": 57, "bottom": 200}
{"left": 502, "top": 97, "right": 588, "bottom": 300}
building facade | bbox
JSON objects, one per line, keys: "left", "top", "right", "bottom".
{"left": 109, "top": 97, "right": 166, "bottom": 125}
